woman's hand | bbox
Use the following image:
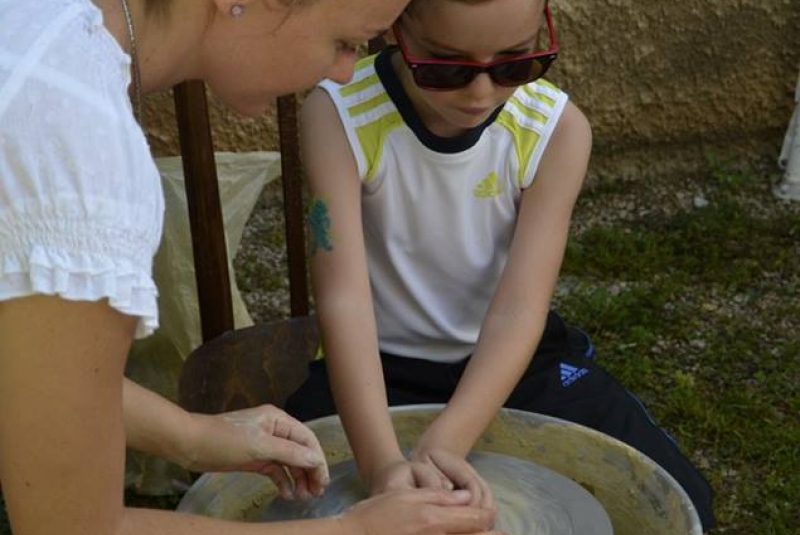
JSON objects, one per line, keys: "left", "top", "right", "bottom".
{"left": 182, "top": 405, "right": 330, "bottom": 500}
{"left": 340, "top": 488, "right": 504, "bottom": 535}
{"left": 411, "top": 447, "right": 495, "bottom": 511}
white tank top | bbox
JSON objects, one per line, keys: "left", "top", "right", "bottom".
{"left": 320, "top": 52, "right": 568, "bottom": 361}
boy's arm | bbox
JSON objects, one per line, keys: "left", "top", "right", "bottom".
{"left": 300, "top": 89, "right": 413, "bottom": 490}
{"left": 414, "top": 102, "right": 592, "bottom": 460}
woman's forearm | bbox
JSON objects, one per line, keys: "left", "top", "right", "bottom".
{"left": 123, "top": 377, "right": 196, "bottom": 469}
{"left": 119, "top": 507, "right": 352, "bottom": 535}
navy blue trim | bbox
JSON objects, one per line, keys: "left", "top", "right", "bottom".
{"left": 625, "top": 389, "right": 680, "bottom": 446}
{"left": 574, "top": 327, "right": 596, "bottom": 359}
{"left": 374, "top": 48, "right": 503, "bottom": 154}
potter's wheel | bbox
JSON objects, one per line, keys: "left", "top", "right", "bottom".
{"left": 259, "top": 451, "right": 613, "bottom": 535}
{"left": 178, "top": 407, "right": 702, "bottom": 534}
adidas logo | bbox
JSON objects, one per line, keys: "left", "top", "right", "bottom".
{"left": 473, "top": 171, "right": 504, "bottom": 198}
{"left": 560, "top": 362, "right": 589, "bottom": 387}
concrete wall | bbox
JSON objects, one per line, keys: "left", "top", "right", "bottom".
{"left": 142, "top": 0, "right": 799, "bottom": 178}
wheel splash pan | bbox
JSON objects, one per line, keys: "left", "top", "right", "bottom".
{"left": 177, "top": 405, "right": 702, "bottom": 535}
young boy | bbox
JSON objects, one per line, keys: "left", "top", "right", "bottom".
{"left": 286, "top": 0, "right": 715, "bottom": 530}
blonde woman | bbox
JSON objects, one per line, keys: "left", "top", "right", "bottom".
{"left": 0, "top": 1, "right": 501, "bottom": 534}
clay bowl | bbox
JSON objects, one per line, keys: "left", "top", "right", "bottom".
{"left": 177, "top": 405, "right": 702, "bottom": 535}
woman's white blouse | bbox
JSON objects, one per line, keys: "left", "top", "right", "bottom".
{"left": 0, "top": 0, "right": 164, "bottom": 338}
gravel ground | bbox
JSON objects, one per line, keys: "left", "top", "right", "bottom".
{"left": 234, "top": 180, "right": 295, "bottom": 323}
{"left": 233, "top": 157, "right": 800, "bottom": 323}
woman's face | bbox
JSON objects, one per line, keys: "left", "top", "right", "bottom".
{"left": 202, "top": 0, "right": 408, "bottom": 116}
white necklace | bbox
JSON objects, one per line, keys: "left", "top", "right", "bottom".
{"left": 119, "top": 0, "right": 143, "bottom": 125}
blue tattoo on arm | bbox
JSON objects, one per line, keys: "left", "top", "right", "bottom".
{"left": 307, "top": 197, "right": 334, "bottom": 255}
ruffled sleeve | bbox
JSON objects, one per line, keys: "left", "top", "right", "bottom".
{"left": 0, "top": 0, "right": 164, "bottom": 338}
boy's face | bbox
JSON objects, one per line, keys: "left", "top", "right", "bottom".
{"left": 395, "top": 0, "right": 548, "bottom": 137}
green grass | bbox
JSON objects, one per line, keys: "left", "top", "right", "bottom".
{"left": 1, "top": 159, "right": 797, "bottom": 534}
{"left": 555, "top": 159, "right": 800, "bottom": 534}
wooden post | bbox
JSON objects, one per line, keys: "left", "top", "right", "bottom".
{"left": 173, "top": 81, "right": 234, "bottom": 341}
{"left": 277, "top": 94, "right": 310, "bottom": 317}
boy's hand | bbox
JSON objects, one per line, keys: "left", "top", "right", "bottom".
{"left": 369, "top": 458, "right": 454, "bottom": 495}
{"left": 411, "top": 447, "right": 496, "bottom": 511}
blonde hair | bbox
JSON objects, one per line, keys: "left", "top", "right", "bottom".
{"left": 406, "top": 0, "right": 544, "bottom": 18}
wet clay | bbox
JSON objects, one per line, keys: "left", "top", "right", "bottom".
{"left": 258, "top": 451, "right": 613, "bottom": 535}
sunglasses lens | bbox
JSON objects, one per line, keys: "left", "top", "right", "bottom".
{"left": 492, "top": 57, "right": 551, "bottom": 87}
{"left": 413, "top": 64, "right": 476, "bottom": 90}
{"left": 409, "top": 54, "right": 558, "bottom": 91}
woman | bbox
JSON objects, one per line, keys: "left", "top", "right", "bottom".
{"left": 0, "top": 0, "right": 501, "bottom": 534}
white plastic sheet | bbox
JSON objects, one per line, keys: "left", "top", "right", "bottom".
{"left": 125, "top": 151, "right": 282, "bottom": 494}
{"left": 774, "top": 72, "right": 800, "bottom": 201}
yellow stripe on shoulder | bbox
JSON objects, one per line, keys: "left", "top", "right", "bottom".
{"left": 355, "top": 54, "right": 377, "bottom": 73}
{"left": 504, "top": 79, "right": 564, "bottom": 133}
{"left": 496, "top": 81, "right": 566, "bottom": 186}
{"left": 533, "top": 78, "right": 559, "bottom": 92}
{"left": 341, "top": 73, "right": 380, "bottom": 97}
{"left": 348, "top": 91, "right": 391, "bottom": 118}
{"left": 521, "top": 80, "right": 562, "bottom": 108}
{"left": 356, "top": 110, "right": 404, "bottom": 182}
{"left": 334, "top": 56, "right": 387, "bottom": 118}
{"left": 340, "top": 55, "right": 380, "bottom": 97}
{"left": 507, "top": 95, "right": 548, "bottom": 124}
{"left": 497, "top": 109, "right": 543, "bottom": 187}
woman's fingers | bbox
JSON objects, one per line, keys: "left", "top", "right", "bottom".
{"left": 287, "top": 465, "right": 311, "bottom": 499}
{"left": 271, "top": 410, "right": 323, "bottom": 452}
{"left": 227, "top": 407, "right": 329, "bottom": 473}
{"left": 305, "top": 461, "right": 330, "bottom": 497}
{"left": 344, "top": 489, "right": 502, "bottom": 535}
{"left": 206, "top": 405, "right": 330, "bottom": 497}
{"left": 260, "top": 464, "right": 294, "bottom": 500}
{"left": 252, "top": 433, "right": 329, "bottom": 491}
{"left": 409, "top": 489, "right": 500, "bottom": 534}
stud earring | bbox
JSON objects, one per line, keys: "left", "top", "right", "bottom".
{"left": 230, "top": 4, "right": 244, "bottom": 17}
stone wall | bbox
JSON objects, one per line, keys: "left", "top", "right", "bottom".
{"left": 141, "top": 0, "right": 799, "bottom": 178}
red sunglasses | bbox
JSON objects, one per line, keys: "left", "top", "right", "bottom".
{"left": 393, "top": 4, "right": 559, "bottom": 91}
